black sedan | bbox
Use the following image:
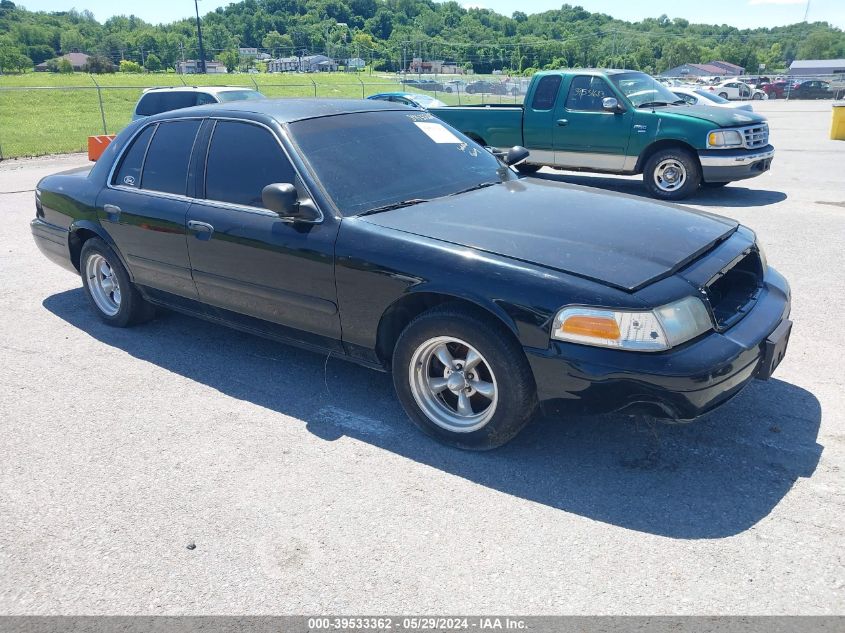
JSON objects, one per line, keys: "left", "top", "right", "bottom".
{"left": 788, "top": 80, "right": 833, "bottom": 99}
{"left": 31, "top": 99, "right": 792, "bottom": 449}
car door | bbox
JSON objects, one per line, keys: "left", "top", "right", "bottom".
{"left": 553, "top": 75, "right": 633, "bottom": 171}
{"left": 96, "top": 118, "right": 201, "bottom": 299}
{"left": 185, "top": 118, "right": 343, "bottom": 351}
{"left": 738, "top": 82, "right": 751, "bottom": 100}
{"left": 522, "top": 74, "right": 563, "bottom": 163}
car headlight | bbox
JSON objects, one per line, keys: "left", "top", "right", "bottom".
{"left": 552, "top": 296, "right": 713, "bottom": 352}
{"left": 707, "top": 129, "right": 744, "bottom": 148}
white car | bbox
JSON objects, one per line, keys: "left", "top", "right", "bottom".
{"left": 671, "top": 87, "right": 755, "bottom": 111}
{"left": 709, "top": 80, "right": 767, "bottom": 101}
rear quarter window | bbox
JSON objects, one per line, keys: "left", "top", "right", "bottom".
{"left": 113, "top": 124, "right": 155, "bottom": 187}
{"left": 531, "top": 75, "right": 562, "bottom": 110}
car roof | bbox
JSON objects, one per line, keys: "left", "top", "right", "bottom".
{"left": 141, "top": 85, "right": 260, "bottom": 95}
{"left": 147, "top": 97, "right": 408, "bottom": 124}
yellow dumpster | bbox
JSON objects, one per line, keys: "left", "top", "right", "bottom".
{"left": 831, "top": 102, "right": 845, "bottom": 141}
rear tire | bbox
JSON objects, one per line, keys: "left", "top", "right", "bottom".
{"left": 80, "top": 237, "right": 154, "bottom": 327}
{"left": 515, "top": 163, "right": 542, "bottom": 175}
{"left": 392, "top": 304, "right": 538, "bottom": 450}
{"left": 643, "top": 147, "right": 702, "bottom": 201}
{"left": 719, "top": 92, "right": 729, "bottom": 99}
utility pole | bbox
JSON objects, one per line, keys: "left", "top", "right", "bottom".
{"left": 194, "top": 0, "right": 206, "bottom": 73}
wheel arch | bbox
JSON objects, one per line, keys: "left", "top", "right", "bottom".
{"left": 68, "top": 220, "right": 132, "bottom": 279}
{"left": 635, "top": 139, "right": 700, "bottom": 174}
{"left": 374, "top": 290, "right": 521, "bottom": 369}
{"left": 463, "top": 132, "right": 487, "bottom": 146}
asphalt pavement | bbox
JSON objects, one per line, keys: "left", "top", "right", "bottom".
{"left": 0, "top": 100, "right": 842, "bottom": 614}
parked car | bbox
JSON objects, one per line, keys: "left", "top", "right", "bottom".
{"left": 402, "top": 78, "right": 450, "bottom": 93}
{"left": 787, "top": 80, "right": 834, "bottom": 99}
{"left": 431, "top": 69, "right": 775, "bottom": 200}
{"left": 709, "top": 80, "right": 767, "bottom": 101}
{"left": 465, "top": 80, "right": 508, "bottom": 95}
{"left": 760, "top": 80, "right": 790, "bottom": 99}
{"left": 366, "top": 92, "right": 447, "bottom": 109}
{"left": 132, "top": 86, "right": 264, "bottom": 120}
{"left": 31, "top": 99, "right": 791, "bottom": 449}
{"left": 672, "top": 87, "right": 754, "bottom": 111}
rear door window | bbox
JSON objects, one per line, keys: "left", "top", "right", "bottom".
{"left": 204, "top": 121, "right": 296, "bottom": 208}
{"left": 113, "top": 124, "right": 155, "bottom": 188}
{"left": 530, "top": 75, "right": 562, "bottom": 110}
{"left": 141, "top": 120, "right": 202, "bottom": 195}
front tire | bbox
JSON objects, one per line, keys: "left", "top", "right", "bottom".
{"left": 80, "top": 237, "right": 154, "bottom": 327}
{"left": 392, "top": 304, "right": 538, "bottom": 450}
{"left": 752, "top": 92, "right": 763, "bottom": 100}
{"left": 643, "top": 147, "right": 702, "bottom": 200}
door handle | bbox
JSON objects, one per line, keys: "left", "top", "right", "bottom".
{"left": 187, "top": 220, "right": 214, "bottom": 240}
{"left": 556, "top": 118, "right": 568, "bottom": 126}
{"left": 103, "top": 204, "right": 121, "bottom": 222}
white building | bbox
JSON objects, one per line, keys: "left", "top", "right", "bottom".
{"left": 176, "top": 60, "right": 227, "bottom": 74}
{"left": 267, "top": 54, "right": 337, "bottom": 73}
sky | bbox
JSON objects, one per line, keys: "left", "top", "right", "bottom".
{"left": 18, "top": 0, "right": 845, "bottom": 30}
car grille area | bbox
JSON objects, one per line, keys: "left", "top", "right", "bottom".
{"left": 741, "top": 124, "right": 769, "bottom": 149}
{"left": 704, "top": 250, "right": 764, "bottom": 329}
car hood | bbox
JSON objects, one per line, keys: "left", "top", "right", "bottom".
{"left": 658, "top": 104, "right": 766, "bottom": 127}
{"left": 361, "top": 179, "right": 738, "bottom": 292}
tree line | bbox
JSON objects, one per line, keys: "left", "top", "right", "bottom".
{"left": 1, "top": 0, "right": 844, "bottom": 75}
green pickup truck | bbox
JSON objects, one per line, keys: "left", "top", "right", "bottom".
{"left": 431, "top": 69, "right": 775, "bottom": 200}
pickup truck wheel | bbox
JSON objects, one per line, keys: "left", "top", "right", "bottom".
{"left": 643, "top": 148, "right": 701, "bottom": 201}
{"left": 515, "top": 163, "right": 541, "bottom": 175}
{"left": 80, "top": 237, "right": 154, "bottom": 327}
{"left": 392, "top": 304, "right": 538, "bottom": 450}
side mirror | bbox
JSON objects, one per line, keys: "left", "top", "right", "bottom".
{"left": 262, "top": 183, "right": 320, "bottom": 221}
{"left": 503, "top": 145, "right": 530, "bottom": 166}
{"left": 602, "top": 97, "right": 621, "bottom": 112}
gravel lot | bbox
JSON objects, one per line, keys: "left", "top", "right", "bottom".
{"left": 1, "top": 100, "right": 843, "bottom": 615}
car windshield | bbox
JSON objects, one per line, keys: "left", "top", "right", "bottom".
{"left": 289, "top": 110, "right": 512, "bottom": 216}
{"left": 216, "top": 90, "right": 264, "bottom": 102}
{"left": 695, "top": 90, "right": 730, "bottom": 104}
{"left": 409, "top": 94, "right": 447, "bottom": 108}
{"left": 609, "top": 72, "right": 683, "bottom": 107}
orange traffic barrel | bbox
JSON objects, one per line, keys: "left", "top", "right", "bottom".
{"left": 88, "top": 134, "right": 116, "bottom": 161}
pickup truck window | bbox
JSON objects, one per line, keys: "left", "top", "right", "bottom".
{"left": 205, "top": 121, "right": 297, "bottom": 209}
{"left": 565, "top": 76, "right": 612, "bottom": 111}
{"left": 290, "top": 111, "right": 510, "bottom": 216}
{"left": 609, "top": 72, "right": 681, "bottom": 108}
{"left": 113, "top": 124, "right": 155, "bottom": 188}
{"left": 141, "top": 120, "right": 201, "bottom": 196}
{"left": 531, "top": 75, "right": 562, "bottom": 110}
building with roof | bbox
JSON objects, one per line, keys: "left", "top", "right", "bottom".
{"left": 176, "top": 60, "right": 227, "bottom": 74}
{"left": 35, "top": 52, "right": 90, "bottom": 72}
{"left": 788, "top": 59, "right": 845, "bottom": 76}
{"left": 662, "top": 61, "right": 745, "bottom": 78}
{"left": 268, "top": 54, "right": 337, "bottom": 73}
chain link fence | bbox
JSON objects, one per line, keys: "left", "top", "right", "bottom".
{"left": 0, "top": 75, "right": 525, "bottom": 159}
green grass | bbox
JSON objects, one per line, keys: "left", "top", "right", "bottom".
{"left": 0, "top": 71, "right": 521, "bottom": 158}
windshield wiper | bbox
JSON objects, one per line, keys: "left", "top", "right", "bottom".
{"left": 358, "top": 198, "right": 429, "bottom": 216}
{"left": 637, "top": 101, "right": 672, "bottom": 108}
{"left": 449, "top": 181, "right": 500, "bottom": 196}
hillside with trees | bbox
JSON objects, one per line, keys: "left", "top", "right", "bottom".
{"left": 1, "top": 0, "right": 844, "bottom": 74}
